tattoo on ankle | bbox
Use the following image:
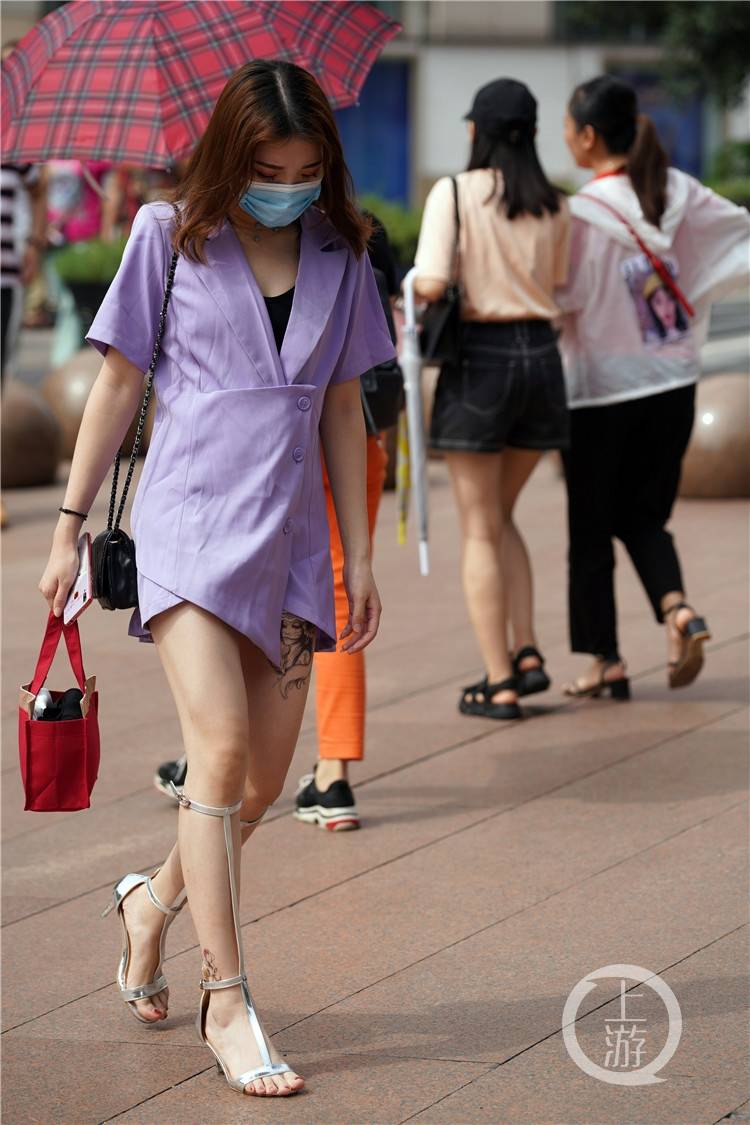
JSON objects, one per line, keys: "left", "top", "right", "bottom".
{"left": 201, "top": 949, "right": 220, "bottom": 982}
{"left": 274, "top": 612, "right": 316, "bottom": 699}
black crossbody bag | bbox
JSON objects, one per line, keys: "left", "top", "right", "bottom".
{"left": 419, "top": 176, "right": 462, "bottom": 365}
{"left": 91, "top": 208, "right": 180, "bottom": 611}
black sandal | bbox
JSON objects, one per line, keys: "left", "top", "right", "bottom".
{"left": 666, "top": 602, "right": 711, "bottom": 689}
{"left": 512, "top": 646, "right": 551, "bottom": 697}
{"left": 562, "top": 658, "right": 630, "bottom": 701}
{"left": 459, "top": 676, "right": 522, "bottom": 721}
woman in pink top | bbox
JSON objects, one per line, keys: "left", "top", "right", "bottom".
{"left": 415, "top": 78, "right": 570, "bottom": 721}
{"left": 557, "top": 76, "right": 749, "bottom": 698}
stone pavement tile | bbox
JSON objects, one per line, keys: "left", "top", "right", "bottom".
{"left": 408, "top": 927, "right": 749, "bottom": 1124}
{"left": 4, "top": 629, "right": 744, "bottom": 917}
{"left": 1, "top": 1036, "right": 207, "bottom": 1125}
{"left": 7, "top": 713, "right": 744, "bottom": 1038}
{"left": 114, "top": 1051, "right": 492, "bottom": 1125}
{"left": 4, "top": 671, "right": 743, "bottom": 977}
{"left": 2, "top": 894, "right": 62, "bottom": 926}
{"left": 410, "top": 1067, "right": 741, "bottom": 1124}
{"left": 276, "top": 805, "right": 747, "bottom": 1066}
{"left": 654, "top": 925, "right": 749, "bottom": 1080}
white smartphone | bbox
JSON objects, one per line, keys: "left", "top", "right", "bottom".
{"left": 63, "top": 532, "right": 94, "bottom": 625}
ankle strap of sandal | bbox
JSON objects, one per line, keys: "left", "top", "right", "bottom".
{"left": 514, "top": 646, "right": 543, "bottom": 666}
{"left": 664, "top": 601, "right": 691, "bottom": 616}
{"left": 145, "top": 875, "right": 186, "bottom": 916}
{"left": 201, "top": 972, "right": 247, "bottom": 991}
{"left": 485, "top": 675, "right": 518, "bottom": 695}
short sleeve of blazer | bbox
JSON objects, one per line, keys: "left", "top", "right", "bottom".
{"left": 329, "top": 250, "right": 396, "bottom": 385}
{"left": 86, "top": 203, "right": 172, "bottom": 374}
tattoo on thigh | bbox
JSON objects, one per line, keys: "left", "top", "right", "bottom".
{"left": 201, "top": 949, "right": 220, "bottom": 983}
{"left": 275, "top": 612, "right": 316, "bottom": 699}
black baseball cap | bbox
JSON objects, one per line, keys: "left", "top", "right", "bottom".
{"left": 464, "top": 78, "right": 537, "bottom": 137}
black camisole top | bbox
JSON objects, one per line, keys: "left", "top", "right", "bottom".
{"left": 264, "top": 286, "right": 295, "bottom": 353}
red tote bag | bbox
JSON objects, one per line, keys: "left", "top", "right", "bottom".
{"left": 18, "top": 611, "right": 100, "bottom": 812}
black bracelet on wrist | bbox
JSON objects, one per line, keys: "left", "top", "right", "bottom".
{"left": 58, "top": 506, "right": 88, "bottom": 521}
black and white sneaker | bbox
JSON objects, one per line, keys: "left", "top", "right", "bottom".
{"left": 293, "top": 769, "right": 360, "bottom": 832}
{"left": 153, "top": 754, "right": 187, "bottom": 801}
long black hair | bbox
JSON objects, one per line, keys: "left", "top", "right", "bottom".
{"left": 568, "top": 75, "right": 670, "bottom": 227}
{"left": 467, "top": 125, "right": 561, "bottom": 220}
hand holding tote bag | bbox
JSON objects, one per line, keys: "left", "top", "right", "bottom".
{"left": 18, "top": 611, "right": 100, "bottom": 811}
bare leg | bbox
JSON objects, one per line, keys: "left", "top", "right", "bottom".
{"left": 315, "top": 758, "right": 348, "bottom": 787}
{"left": 445, "top": 451, "right": 514, "bottom": 703}
{"left": 119, "top": 611, "right": 308, "bottom": 1024}
{"left": 130, "top": 604, "right": 310, "bottom": 1095}
{"left": 500, "top": 449, "right": 544, "bottom": 665}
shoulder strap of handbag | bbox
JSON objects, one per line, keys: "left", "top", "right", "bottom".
{"left": 578, "top": 192, "right": 695, "bottom": 319}
{"left": 451, "top": 175, "right": 460, "bottom": 281}
{"left": 107, "top": 203, "right": 181, "bottom": 533}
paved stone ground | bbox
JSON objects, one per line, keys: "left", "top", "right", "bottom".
{"left": 2, "top": 437, "right": 748, "bottom": 1124}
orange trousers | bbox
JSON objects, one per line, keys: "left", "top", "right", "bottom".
{"left": 315, "top": 435, "right": 388, "bottom": 760}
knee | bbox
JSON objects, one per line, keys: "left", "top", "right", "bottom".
{"left": 243, "top": 775, "right": 283, "bottom": 813}
{"left": 462, "top": 511, "right": 505, "bottom": 543}
{"left": 186, "top": 732, "right": 248, "bottom": 800}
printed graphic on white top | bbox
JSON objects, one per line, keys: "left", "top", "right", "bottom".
{"left": 621, "top": 253, "right": 691, "bottom": 349}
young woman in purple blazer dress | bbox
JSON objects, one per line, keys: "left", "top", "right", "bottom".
{"left": 38, "top": 61, "right": 395, "bottom": 1098}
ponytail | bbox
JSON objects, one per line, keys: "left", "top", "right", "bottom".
{"left": 627, "top": 114, "right": 669, "bottom": 227}
{"left": 569, "top": 76, "right": 670, "bottom": 227}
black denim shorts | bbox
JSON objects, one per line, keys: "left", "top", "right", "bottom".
{"left": 429, "top": 320, "right": 570, "bottom": 453}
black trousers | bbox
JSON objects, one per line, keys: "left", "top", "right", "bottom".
{"left": 562, "top": 383, "right": 696, "bottom": 658}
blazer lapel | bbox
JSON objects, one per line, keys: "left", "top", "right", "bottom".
{"left": 193, "top": 223, "right": 281, "bottom": 387}
{"left": 280, "top": 208, "right": 349, "bottom": 384}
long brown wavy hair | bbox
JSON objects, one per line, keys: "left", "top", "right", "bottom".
{"left": 170, "top": 60, "right": 371, "bottom": 260}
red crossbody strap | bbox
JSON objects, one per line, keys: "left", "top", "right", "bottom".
{"left": 30, "top": 611, "right": 87, "bottom": 695}
{"left": 578, "top": 193, "right": 696, "bottom": 319}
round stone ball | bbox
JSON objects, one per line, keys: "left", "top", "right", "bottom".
{"left": 680, "top": 374, "right": 750, "bottom": 499}
{"left": 41, "top": 348, "right": 154, "bottom": 460}
{"left": 1, "top": 380, "right": 62, "bottom": 488}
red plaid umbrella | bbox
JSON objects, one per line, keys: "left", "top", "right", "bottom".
{"left": 2, "top": 0, "right": 400, "bottom": 167}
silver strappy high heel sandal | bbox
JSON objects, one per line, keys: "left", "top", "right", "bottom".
{"left": 102, "top": 871, "right": 186, "bottom": 1025}
{"left": 173, "top": 789, "right": 300, "bottom": 1096}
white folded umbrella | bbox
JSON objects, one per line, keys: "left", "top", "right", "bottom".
{"left": 398, "top": 267, "right": 430, "bottom": 576}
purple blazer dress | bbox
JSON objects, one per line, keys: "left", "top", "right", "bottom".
{"left": 86, "top": 201, "right": 395, "bottom": 668}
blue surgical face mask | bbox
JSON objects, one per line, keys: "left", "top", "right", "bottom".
{"left": 238, "top": 179, "right": 322, "bottom": 227}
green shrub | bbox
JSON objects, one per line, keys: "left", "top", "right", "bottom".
{"left": 704, "top": 177, "right": 750, "bottom": 208}
{"left": 51, "top": 237, "right": 128, "bottom": 283}
{"left": 360, "top": 194, "right": 423, "bottom": 268}
{"left": 709, "top": 140, "right": 750, "bottom": 181}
